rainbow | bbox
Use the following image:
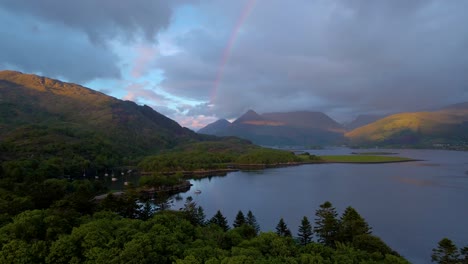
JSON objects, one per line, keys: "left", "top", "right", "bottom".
{"left": 210, "top": 0, "right": 257, "bottom": 104}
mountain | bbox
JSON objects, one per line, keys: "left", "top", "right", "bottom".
{"left": 345, "top": 104, "right": 468, "bottom": 146}
{"left": 199, "top": 110, "right": 345, "bottom": 146}
{"left": 198, "top": 119, "right": 230, "bottom": 134}
{"left": 440, "top": 102, "right": 468, "bottom": 111}
{"left": 0, "top": 70, "right": 202, "bottom": 171}
{"left": 345, "top": 114, "right": 387, "bottom": 130}
{"left": 261, "top": 111, "right": 343, "bottom": 131}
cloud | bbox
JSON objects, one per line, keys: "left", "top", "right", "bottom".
{"left": 175, "top": 114, "right": 218, "bottom": 130}
{"left": 154, "top": 0, "right": 468, "bottom": 121}
{"left": 131, "top": 45, "right": 158, "bottom": 78}
{"left": 0, "top": 9, "right": 120, "bottom": 83}
{"left": 0, "top": 0, "right": 187, "bottom": 83}
{"left": 0, "top": 0, "right": 184, "bottom": 45}
{"left": 123, "top": 83, "right": 170, "bottom": 105}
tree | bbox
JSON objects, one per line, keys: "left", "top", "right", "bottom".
{"left": 233, "top": 211, "right": 246, "bottom": 228}
{"left": 431, "top": 238, "right": 460, "bottom": 264}
{"left": 298, "top": 216, "right": 313, "bottom": 245}
{"left": 246, "top": 210, "right": 260, "bottom": 234}
{"left": 460, "top": 246, "right": 468, "bottom": 263}
{"left": 209, "top": 210, "right": 230, "bottom": 231}
{"left": 314, "top": 201, "right": 339, "bottom": 247}
{"left": 195, "top": 206, "right": 206, "bottom": 226}
{"left": 338, "top": 206, "right": 371, "bottom": 243}
{"left": 275, "top": 218, "right": 292, "bottom": 237}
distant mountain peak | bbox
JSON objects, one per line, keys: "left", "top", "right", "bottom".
{"left": 198, "top": 119, "right": 231, "bottom": 134}
{"left": 233, "top": 109, "right": 263, "bottom": 123}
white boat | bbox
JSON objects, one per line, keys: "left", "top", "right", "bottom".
{"left": 194, "top": 190, "right": 202, "bottom": 194}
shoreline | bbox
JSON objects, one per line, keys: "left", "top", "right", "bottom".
{"left": 140, "top": 158, "right": 421, "bottom": 177}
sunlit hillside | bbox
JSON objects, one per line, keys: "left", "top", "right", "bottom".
{"left": 345, "top": 106, "right": 468, "bottom": 146}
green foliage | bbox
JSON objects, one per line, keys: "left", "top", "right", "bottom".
{"left": 236, "top": 148, "right": 301, "bottom": 165}
{"left": 182, "top": 197, "right": 206, "bottom": 226}
{"left": 275, "top": 218, "right": 292, "bottom": 237}
{"left": 139, "top": 151, "right": 233, "bottom": 172}
{"left": 338, "top": 206, "right": 372, "bottom": 243}
{"left": 431, "top": 238, "right": 462, "bottom": 264}
{"left": 351, "top": 234, "right": 395, "bottom": 256}
{"left": 0, "top": 203, "right": 412, "bottom": 264}
{"left": 139, "top": 146, "right": 306, "bottom": 172}
{"left": 209, "top": 210, "right": 230, "bottom": 232}
{"left": 245, "top": 210, "right": 260, "bottom": 235}
{"left": 233, "top": 211, "right": 246, "bottom": 228}
{"left": 139, "top": 173, "right": 182, "bottom": 187}
{"left": 314, "top": 201, "right": 339, "bottom": 247}
{"left": 298, "top": 216, "right": 313, "bottom": 245}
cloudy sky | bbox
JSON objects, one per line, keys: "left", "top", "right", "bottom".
{"left": 1, "top": 0, "right": 467, "bottom": 129}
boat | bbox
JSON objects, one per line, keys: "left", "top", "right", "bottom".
{"left": 194, "top": 190, "right": 202, "bottom": 194}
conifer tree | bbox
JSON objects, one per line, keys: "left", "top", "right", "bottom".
{"left": 339, "top": 206, "right": 371, "bottom": 243}
{"left": 276, "top": 218, "right": 292, "bottom": 237}
{"left": 195, "top": 206, "right": 206, "bottom": 226}
{"left": 233, "top": 210, "right": 246, "bottom": 228}
{"left": 209, "top": 210, "right": 230, "bottom": 231}
{"left": 246, "top": 210, "right": 260, "bottom": 234}
{"left": 314, "top": 201, "right": 339, "bottom": 247}
{"left": 298, "top": 216, "right": 313, "bottom": 245}
{"left": 431, "top": 238, "right": 460, "bottom": 264}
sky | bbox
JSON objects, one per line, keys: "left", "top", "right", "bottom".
{"left": 1, "top": 0, "right": 467, "bottom": 130}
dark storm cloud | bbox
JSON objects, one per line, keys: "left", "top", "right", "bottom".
{"left": 155, "top": 0, "right": 468, "bottom": 121}
{"left": 0, "top": 0, "right": 182, "bottom": 44}
{"left": 0, "top": 0, "right": 186, "bottom": 83}
{"left": 0, "top": 9, "right": 120, "bottom": 83}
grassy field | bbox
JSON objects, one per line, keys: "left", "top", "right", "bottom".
{"left": 319, "top": 155, "right": 415, "bottom": 163}
{"left": 351, "top": 151, "right": 398, "bottom": 155}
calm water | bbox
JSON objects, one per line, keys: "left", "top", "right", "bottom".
{"left": 171, "top": 148, "right": 468, "bottom": 264}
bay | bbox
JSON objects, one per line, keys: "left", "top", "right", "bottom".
{"left": 172, "top": 148, "right": 468, "bottom": 264}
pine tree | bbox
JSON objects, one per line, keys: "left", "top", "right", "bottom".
{"left": 460, "top": 246, "right": 468, "bottom": 263}
{"left": 431, "top": 238, "right": 460, "bottom": 264}
{"left": 209, "top": 210, "right": 230, "bottom": 231}
{"left": 298, "top": 216, "right": 313, "bottom": 245}
{"left": 195, "top": 206, "right": 206, "bottom": 226}
{"left": 314, "top": 201, "right": 339, "bottom": 247}
{"left": 276, "top": 218, "right": 292, "bottom": 237}
{"left": 233, "top": 210, "right": 246, "bottom": 228}
{"left": 339, "top": 206, "right": 371, "bottom": 243}
{"left": 246, "top": 210, "right": 260, "bottom": 234}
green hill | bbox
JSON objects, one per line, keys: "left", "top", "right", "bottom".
{"left": 0, "top": 70, "right": 206, "bottom": 175}
{"left": 345, "top": 106, "right": 468, "bottom": 147}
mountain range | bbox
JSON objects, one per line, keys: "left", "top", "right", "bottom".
{"left": 200, "top": 105, "right": 468, "bottom": 148}
{"left": 199, "top": 110, "right": 347, "bottom": 146}
{"left": 1, "top": 69, "right": 467, "bottom": 163}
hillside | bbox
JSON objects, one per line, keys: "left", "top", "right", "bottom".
{"left": 0, "top": 70, "right": 205, "bottom": 174}
{"left": 345, "top": 105, "right": 468, "bottom": 147}
{"left": 200, "top": 110, "right": 345, "bottom": 146}
{"left": 345, "top": 114, "right": 387, "bottom": 130}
